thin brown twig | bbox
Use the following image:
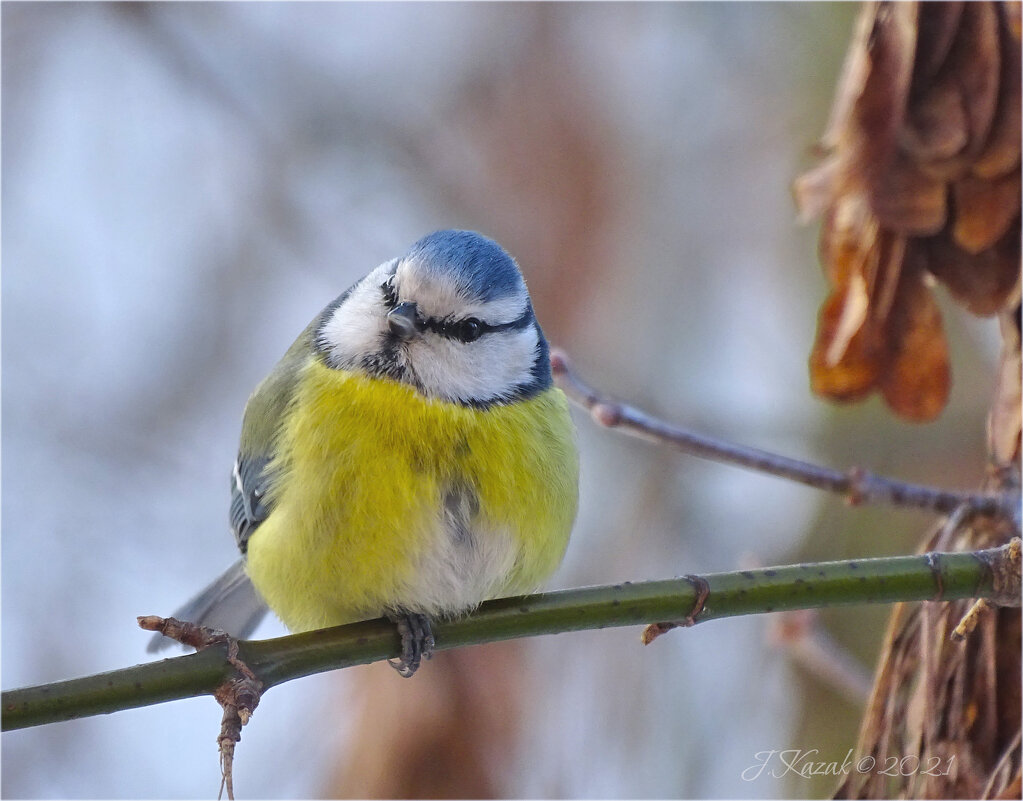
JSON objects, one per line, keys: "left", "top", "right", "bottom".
{"left": 550, "top": 350, "right": 1018, "bottom": 525}
{"left": 767, "top": 609, "right": 874, "bottom": 705}
{"left": 138, "top": 617, "right": 262, "bottom": 800}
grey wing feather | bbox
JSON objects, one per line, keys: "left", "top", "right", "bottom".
{"left": 229, "top": 313, "right": 321, "bottom": 552}
{"left": 230, "top": 454, "right": 274, "bottom": 553}
{"left": 148, "top": 312, "right": 323, "bottom": 654}
{"left": 146, "top": 560, "right": 268, "bottom": 653}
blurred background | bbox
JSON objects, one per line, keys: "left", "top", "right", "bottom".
{"left": 2, "top": 3, "right": 1002, "bottom": 798}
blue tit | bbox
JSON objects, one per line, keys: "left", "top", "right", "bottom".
{"left": 150, "top": 230, "right": 579, "bottom": 676}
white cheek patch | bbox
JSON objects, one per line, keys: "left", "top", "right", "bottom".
{"left": 317, "top": 262, "right": 393, "bottom": 367}
{"left": 396, "top": 259, "right": 528, "bottom": 325}
{"left": 411, "top": 325, "right": 540, "bottom": 404}
{"left": 316, "top": 256, "right": 542, "bottom": 404}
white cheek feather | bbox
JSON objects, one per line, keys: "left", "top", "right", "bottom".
{"left": 318, "top": 257, "right": 540, "bottom": 404}
{"left": 412, "top": 325, "right": 540, "bottom": 404}
{"left": 318, "top": 263, "right": 392, "bottom": 366}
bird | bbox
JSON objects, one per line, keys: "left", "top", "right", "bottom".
{"left": 149, "top": 230, "right": 579, "bottom": 677}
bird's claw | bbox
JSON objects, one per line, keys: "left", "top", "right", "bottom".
{"left": 385, "top": 611, "right": 434, "bottom": 678}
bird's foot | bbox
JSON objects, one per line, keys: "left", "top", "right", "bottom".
{"left": 385, "top": 611, "right": 434, "bottom": 678}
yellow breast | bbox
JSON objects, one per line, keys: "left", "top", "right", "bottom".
{"left": 244, "top": 358, "right": 578, "bottom": 632}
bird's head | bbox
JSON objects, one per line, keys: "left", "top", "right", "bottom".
{"left": 316, "top": 230, "right": 551, "bottom": 406}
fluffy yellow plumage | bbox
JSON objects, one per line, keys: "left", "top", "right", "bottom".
{"left": 246, "top": 359, "right": 578, "bottom": 632}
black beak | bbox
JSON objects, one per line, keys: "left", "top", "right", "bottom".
{"left": 387, "top": 301, "right": 423, "bottom": 340}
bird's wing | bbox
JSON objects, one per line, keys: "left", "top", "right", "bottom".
{"left": 230, "top": 316, "right": 322, "bottom": 553}
{"left": 230, "top": 453, "right": 274, "bottom": 553}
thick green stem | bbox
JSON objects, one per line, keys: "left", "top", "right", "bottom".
{"left": 3, "top": 543, "right": 1015, "bottom": 732}
{"left": 2, "top": 646, "right": 234, "bottom": 731}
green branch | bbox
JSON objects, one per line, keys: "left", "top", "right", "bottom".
{"left": 5, "top": 541, "right": 1018, "bottom": 732}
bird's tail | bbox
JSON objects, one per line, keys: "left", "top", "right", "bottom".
{"left": 146, "top": 559, "right": 268, "bottom": 653}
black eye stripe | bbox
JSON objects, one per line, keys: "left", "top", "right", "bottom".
{"left": 425, "top": 306, "right": 534, "bottom": 342}
{"left": 381, "top": 286, "right": 535, "bottom": 343}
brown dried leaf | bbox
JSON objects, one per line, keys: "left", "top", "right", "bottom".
{"left": 918, "top": 220, "right": 1021, "bottom": 316}
{"left": 903, "top": 79, "right": 969, "bottom": 164}
{"left": 993, "top": 607, "right": 1022, "bottom": 758}
{"left": 974, "top": 4, "right": 1022, "bottom": 178}
{"left": 919, "top": 2, "right": 1003, "bottom": 178}
{"left": 836, "top": 510, "right": 1022, "bottom": 799}
{"left": 819, "top": 2, "right": 884, "bottom": 151}
{"left": 809, "top": 200, "right": 916, "bottom": 404}
{"left": 952, "top": 3, "right": 1003, "bottom": 151}
{"left": 798, "top": 1, "right": 1021, "bottom": 423}
{"left": 808, "top": 6, "right": 1022, "bottom": 797}
{"left": 988, "top": 311, "right": 1022, "bottom": 465}
{"left": 810, "top": 283, "right": 881, "bottom": 401}
{"left": 817, "top": 198, "right": 879, "bottom": 288}
{"left": 850, "top": 2, "right": 918, "bottom": 186}
{"left": 870, "top": 151, "right": 949, "bottom": 233}
{"left": 793, "top": 157, "right": 841, "bottom": 224}
{"left": 1008, "top": 0, "right": 1023, "bottom": 38}
{"left": 954, "top": 170, "right": 1023, "bottom": 253}
{"left": 877, "top": 266, "right": 951, "bottom": 421}
{"left": 912, "top": 2, "right": 965, "bottom": 85}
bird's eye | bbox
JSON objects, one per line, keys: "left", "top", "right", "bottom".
{"left": 381, "top": 279, "right": 398, "bottom": 308}
{"left": 455, "top": 318, "right": 483, "bottom": 343}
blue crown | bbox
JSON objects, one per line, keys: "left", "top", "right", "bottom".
{"left": 404, "top": 230, "right": 525, "bottom": 303}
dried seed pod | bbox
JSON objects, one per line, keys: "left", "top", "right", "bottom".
{"left": 795, "top": 1, "right": 1021, "bottom": 422}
